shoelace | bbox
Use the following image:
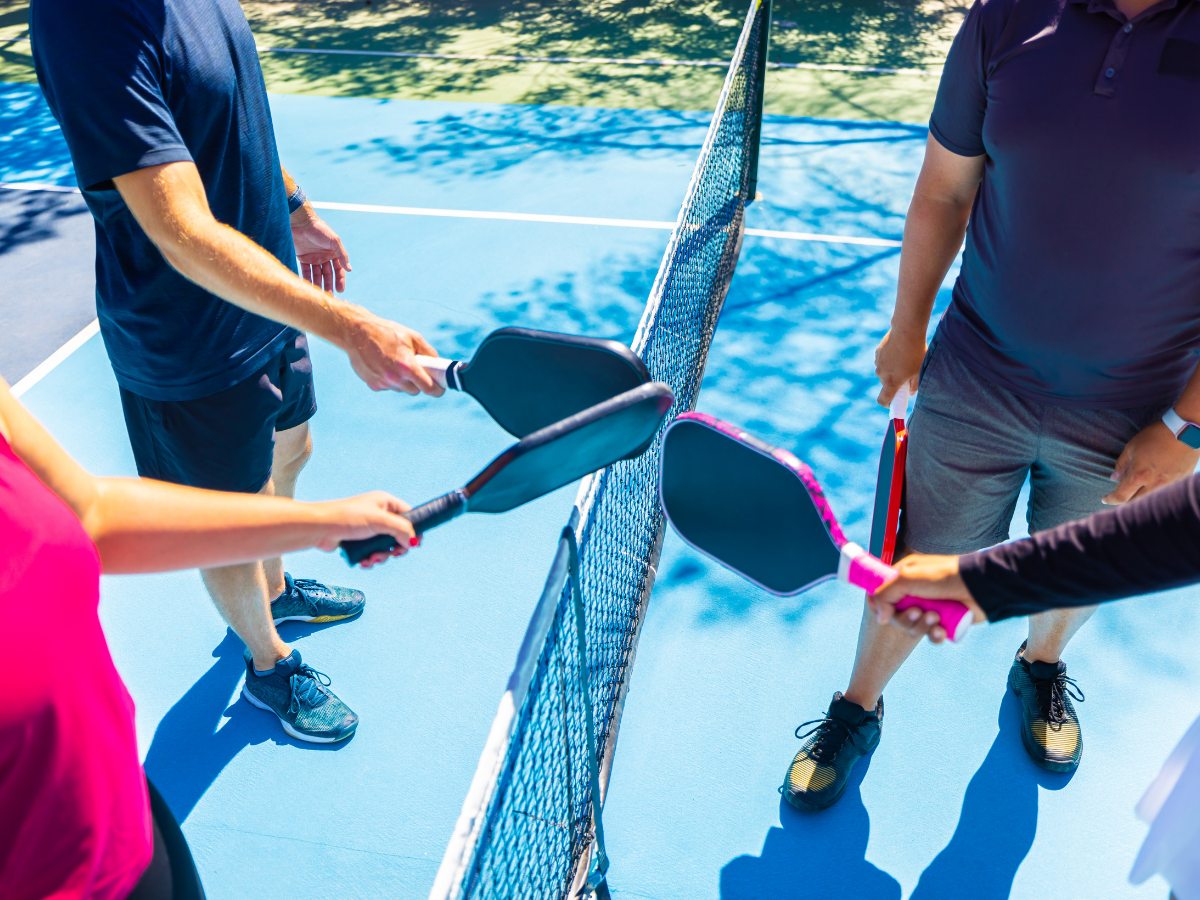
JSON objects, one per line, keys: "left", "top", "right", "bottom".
{"left": 290, "top": 578, "right": 328, "bottom": 616}
{"left": 794, "top": 716, "right": 855, "bottom": 764}
{"left": 289, "top": 665, "right": 333, "bottom": 714}
{"left": 1032, "top": 671, "right": 1084, "bottom": 730}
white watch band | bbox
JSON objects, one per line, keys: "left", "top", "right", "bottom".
{"left": 1163, "top": 406, "right": 1189, "bottom": 438}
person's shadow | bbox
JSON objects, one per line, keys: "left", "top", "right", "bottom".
{"left": 909, "top": 691, "right": 1075, "bottom": 900}
{"left": 720, "top": 751, "right": 901, "bottom": 899}
{"left": 143, "top": 625, "right": 354, "bottom": 823}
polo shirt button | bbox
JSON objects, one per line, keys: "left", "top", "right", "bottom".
{"left": 1123, "top": 22, "right": 1132, "bottom": 32}
{"left": 1105, "top": 67, "right": 1116, "bottom": 77}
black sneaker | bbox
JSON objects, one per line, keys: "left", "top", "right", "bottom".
{"left": 270, "top": 573, "right": 366, "bottom": 626}
{"left": 1008, "top": 641, "right": 1084, "bottom": 772}
{"left": 784, "top": 692, "right": 883, "bottom": 812}
{"left": 242, "top": 649, "right": 359, "bottom": 743}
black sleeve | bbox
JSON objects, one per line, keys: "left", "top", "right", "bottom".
{"left": 959, "top": 472, "right": 1200, "bottom": 622}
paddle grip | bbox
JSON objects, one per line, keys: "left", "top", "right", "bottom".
{"left": 889, "top": 384, "right": 910, "bottom": 422}
{"left": 415, "top": 355, "right": 456, "bottom": 391}
{"left": 837, "top": 543, "right": 972, "bottom": 642}
{"left": 340, "top": 490, "right": 467, "bottom": 566}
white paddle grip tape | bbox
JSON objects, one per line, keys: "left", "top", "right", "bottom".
{"left": 414, "top": 355, "right": 452, "bottom": 390}
{"left": 889, "top": 385, "right": 910, "bottom": 422}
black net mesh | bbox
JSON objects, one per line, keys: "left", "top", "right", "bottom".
{"left": 453, "top": 4, "right": 769, "bottom": 897}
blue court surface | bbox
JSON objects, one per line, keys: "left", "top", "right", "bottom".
{"left": 3, "top": 76, "right": 1198, "bottom": 900}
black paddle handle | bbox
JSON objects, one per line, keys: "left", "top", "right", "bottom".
{"left": 340, "top": 490, "right": 467, "bottom": 565}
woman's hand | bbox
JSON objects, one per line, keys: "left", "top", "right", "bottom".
{"left": 314, "top": 491, "right": 418, "bottom": 568}
{"left": 869, "top": 554, "right": 987, "bottom": 643}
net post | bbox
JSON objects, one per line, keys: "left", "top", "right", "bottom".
{"left": 746, "top": 0, "right": 772, "bottom": 204}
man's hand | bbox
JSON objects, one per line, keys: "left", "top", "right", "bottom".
{"left": 1103, "top": 421, "right": 1200, "bottom": 505}
{"left": 870, "top": 554, "right": 987, "bottom": 644}
{"left": 291, "top": 205, "right": 351, "bottom": 293}
{"left": 339, "top": 312, "right": 445, "bottom": 397}
{"left": 874, "top": 327, "right": 925, "bottom": 407}
{"left": 313, "top": 491, "right": 418, "bottom": 568}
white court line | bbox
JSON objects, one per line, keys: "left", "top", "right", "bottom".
{"left": 11, "top": 318, "right": 99, "bottom": 398}
{"left": 0, "top": 181, "right": 80, "bottom": 193}
{"left": 0, "top": 184, "right": 903, "bottom": 246}
{"left": 0, "top": 186, "right": 901, "bottom": 390}
{"left": 309, "top": 200, "right": 903, "bottom": 247}
{"left": 1, "top": 36, "right": 938, "bottom": 75}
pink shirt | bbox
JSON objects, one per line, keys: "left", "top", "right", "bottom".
{"left": 0, "top": 435, "right": 151, "bottom": 900}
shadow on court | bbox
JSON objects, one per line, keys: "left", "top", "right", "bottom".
{"left": 720, "top": 756, "right": 901, "bottom": 900}
{"left": 720, "top": 692, "right": 1072, "bottom": 900}
{"left": 143, "top": 625, "right": 355, "bottom": 823}
{"left": 909, "top": 691, "right": 1075, "bottom": 900}
{"left": 0, "top": 81, "right": 74, "bottom": 183}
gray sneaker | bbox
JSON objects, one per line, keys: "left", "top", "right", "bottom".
{"left": 270, "top": 573, "right": 365, "bottom": 625}
{"left": 241, "top": 649, "right": 359, "bottom": 743}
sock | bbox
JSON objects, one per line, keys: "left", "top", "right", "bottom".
{"left": 252, "top": 665, "right": 275, "bottom": 677}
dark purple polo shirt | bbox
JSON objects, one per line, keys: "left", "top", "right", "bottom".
{"left": 931, "top": 0, "right": 1200, "bottom": 409}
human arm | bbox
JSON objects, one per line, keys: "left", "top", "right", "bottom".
{"left": 874, "top": 136, "right": 984, "bottom": 406}
{"left": 1102, "top": 365, "right": 1200, "bottom": 505}
{"left": 871, "top": 472, "right": 1200, "bottom": 642}
{"left": 0, "top": 381, "right": 414, "bottom": 572}
{"left": 282, "top": 165, "right": 353, "bottom": 294}
{"left": 112, "top": 161, "right": 441, "bottom": 396}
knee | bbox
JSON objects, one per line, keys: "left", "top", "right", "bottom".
{"left": 275, "top": 427, "right": 312, "bottom": 480}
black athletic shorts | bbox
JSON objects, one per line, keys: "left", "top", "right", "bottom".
{"left": 119, "top": 334, "right": 317, "bottom": 494}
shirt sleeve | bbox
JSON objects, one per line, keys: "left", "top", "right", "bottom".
{"left": 928, "top": 0, "right": 992, "bottom": 157}
{"left": 959, "top": 472, "right": 1200, "bottom": 621}
{"left": 30, "top": 1, "right": 193, "bottom": 191}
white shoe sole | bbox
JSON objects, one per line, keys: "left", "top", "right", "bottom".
{"left": 271, "top": 611, "right": 362, "bottom": 626}
{"left": 241, "top": 686, "right": 355, "bottom": 743}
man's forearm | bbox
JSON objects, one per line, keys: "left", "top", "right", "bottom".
{"left": 114, "top": 161, "right": 364, "bottom": 353}
{"left": 892, "top": 190, "right": 973, "bottom": 335}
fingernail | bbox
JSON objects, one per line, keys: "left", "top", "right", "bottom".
{"left": 411, "top": 536, "right": 421, "bottom": 547}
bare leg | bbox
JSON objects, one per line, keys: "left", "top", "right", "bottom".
{"left": 1023, "top": 605, "right": 1096, "bottom": 664}
{"left": 261, "top": 423, "right": 312, "bottom": 599}
{"left": 200, "top": 423, "right": 312, "bottom": 673}
{"left": 842, "top": 542, "right": 922, "bottom": 712}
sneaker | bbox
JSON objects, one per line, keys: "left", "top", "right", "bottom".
{"left": 1008, "top": 641, "right": 1085, "bottom": 772}
{"left": 270, "top": 573, "right": 365, "bottom": 625}
{"left": 783, "top": 692, "right": 883, "bottom": 812}
{"left": 241, "top": 649, "right": 359, "bottom": 743}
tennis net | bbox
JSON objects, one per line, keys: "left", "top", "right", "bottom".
{"left": 429, "top": 3, "right": 771, "bottom": 897}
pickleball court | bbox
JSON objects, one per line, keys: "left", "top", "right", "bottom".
{"left": 1, "top": 2, "right": 1198, "bottom": 897}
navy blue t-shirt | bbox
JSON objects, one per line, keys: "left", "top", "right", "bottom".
{"left": 931, "top": 0, "right": 1200, "bottom": 409}
{"left": 30, "top": 0, "right": 298, "bottom": 401}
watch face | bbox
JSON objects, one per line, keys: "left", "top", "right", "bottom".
{"left": 1180, "top": 423, "right": 1200, "bottom": 450}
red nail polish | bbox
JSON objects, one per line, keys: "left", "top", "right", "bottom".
{"left": 411, "top": 536, "right": 421, "bottom": 547}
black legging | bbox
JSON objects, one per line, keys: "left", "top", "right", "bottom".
{"left": 125, "top": 778, "right": 206, "bottom": 900}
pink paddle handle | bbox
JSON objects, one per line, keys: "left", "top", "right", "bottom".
{"left": 837, "top": 544, "right": 972, "bottom": 642}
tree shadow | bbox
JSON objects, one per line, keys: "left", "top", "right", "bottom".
{"left": 237, "top": 0, "right": 966, "bottom": 107}
{"left": 720, "top": 754, "right": 900, "bottom": 899}
{"left": 0, "top": 187, "right": 88, "bottom": 255}
{"left": 0, "top": 82, "right": 75, "bottom": 184}
{"left": 910, "top": 691, "right": 1076, "bottom": 900}
{"left": 143, "top": 624, "right": 356, "bottom": 824}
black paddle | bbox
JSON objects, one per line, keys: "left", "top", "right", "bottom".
{"left": 658, "top": 412, "right": 972, "bottom": 640}
{"left": 417, "top": 327, "right": 651, "bottom": 438}
{"left": 342, "top": 381, "right": 674, "bottom": 565}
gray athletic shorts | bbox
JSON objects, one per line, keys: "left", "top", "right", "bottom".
{"left": 898, "top": 334, "right": 1170, "bottom": 555}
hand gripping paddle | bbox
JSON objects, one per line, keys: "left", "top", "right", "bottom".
{"left": 658, "top": 412, "right": 971, "bottom": 641}
{"left": 341, "top": 382, "right": 674, "bottom": 565}
{"left": 416, "top": 327, "right": 651, "bottom": 438}
{"left": 868, "top": 385, "right": 910, "bottom": 564}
